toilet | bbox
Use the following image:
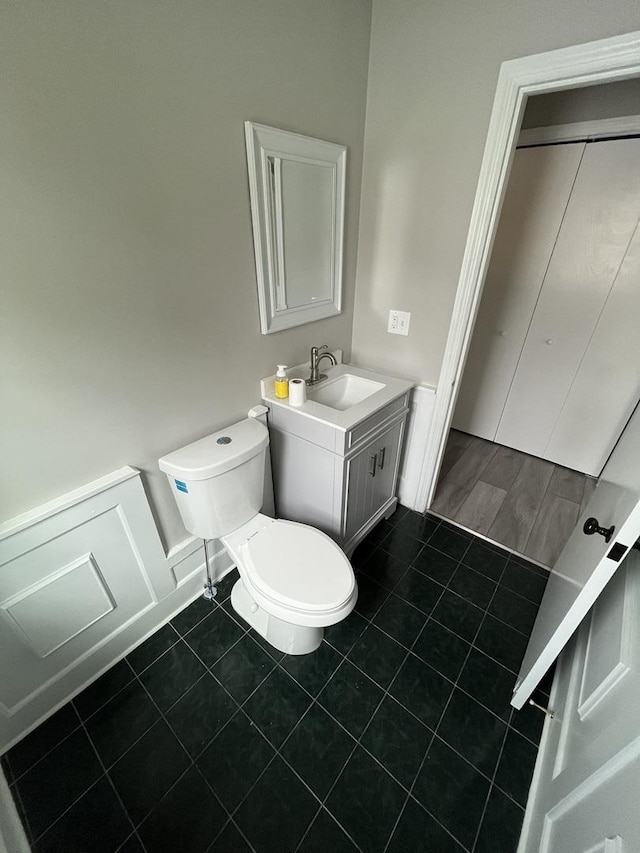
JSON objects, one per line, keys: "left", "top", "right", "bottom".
{"left": 159, "top": 417, "right": 357, "bottom": 654}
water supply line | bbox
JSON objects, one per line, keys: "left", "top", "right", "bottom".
{"left": 202, "top": 538, "right": 217, "bottom": 602}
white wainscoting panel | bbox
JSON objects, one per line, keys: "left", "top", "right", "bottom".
{"left": 397, "top": 385, "right": 436, "bottom": 511}
{"left": 2, "top": 553, "right": 115, "bottom": 659}
{"left": 0, "top": 466, "right": 233, "bottom": 753}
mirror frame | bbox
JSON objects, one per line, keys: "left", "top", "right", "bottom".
{"left": 245, "top": 121, "right": 346, "bottom": 334}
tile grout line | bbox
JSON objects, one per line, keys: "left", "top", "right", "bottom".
{"left": 276, "top": 629, "right": 514, "bottom": 806}
{"left": 5, "top": 771, "right": 36, "bottom": 848}
{"left": 359, "top": 531, "right": 480, "bottom": 850}
{"left": 124, "top": 659, "right": 242, "bottom": 850}
{"left": 213, "top": 699, "right": 363, "bottom": 853}
{"left": 380, "top": 535, "right": 483, "bottom": 853}
{"left": 77, "top": 608, "right": 255, "bottom": 851}
{"left": 382, "top": 538, "right": 507, "bottom": 853}
{"left": 327, "top": 527, "right": 536, "bottom": 759}
{"left": 470, "top": 709, "right": 515, "bottom": 853}
{"left": 460, "top": 562, "right": 514, "bottom": 853}
{"left": 148, "top": 619, "right": 340, "bottom": 849}
{"left": 30, "top": 702, "right": 147, "bottom": 851}
{"left": 217, "top": 561, "right": 441, "bottom": 853}
{"left": 6, "top": 718, "right": 85, "bottom": 788}
{"left": 6, "top": 629, "right": 210, "bottom": 835}
{"left": 77, "top": 702, "right": 149, "bottom": 850}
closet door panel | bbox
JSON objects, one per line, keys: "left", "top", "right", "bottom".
{"left": 544, "top": 222, "right": 640, "bottom": 476}
{"left": 453, "top": 144, "right": 584, "bottom": 439}
{"left": 495, "top": 138, "right": 640, "bottom": 459}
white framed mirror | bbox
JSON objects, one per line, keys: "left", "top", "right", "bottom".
{"left": 244, "top": 122, "right": 346, "bottom": 334}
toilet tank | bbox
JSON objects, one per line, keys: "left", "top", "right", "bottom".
{"left": 159, "top": 418, "right": 269, "bottom": 540}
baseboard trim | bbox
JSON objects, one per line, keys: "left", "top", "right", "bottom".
{"left": 0, "top": 766, "right": 30, "bottom": 853}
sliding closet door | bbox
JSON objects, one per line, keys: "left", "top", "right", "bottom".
{"left": 453, "top": 143, "right": 584, "bottom": 440}
{"left": 494, "top": 138, "right": 640, "bottom": 466}
{"left": 543, "top": 221, "right": 640, "bottom": 474}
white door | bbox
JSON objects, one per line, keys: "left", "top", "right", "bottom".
{"left": 543, "top": 219, "right": 640, "bottom": 474}
{"left": 519, "top": 551, "right": 640, "bottom": 852}
{"left": 453, "top": 143, "right": 584, "bottom": 440}
{"left": 511, "top": 400, "right": 640, "bottom": 710}
{"left": 495, "top": 138, "right": 640, "bottom": 471}
{"left": 455, "top": 138, "right": 640, "bottom": 476}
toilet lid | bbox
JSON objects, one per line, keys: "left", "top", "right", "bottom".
{"left": 242, "top": 520, "right": 355, "bottom": 612}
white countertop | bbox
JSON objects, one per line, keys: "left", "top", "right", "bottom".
{"left": 261, "top": 362, "right": 415, "bottom": 431}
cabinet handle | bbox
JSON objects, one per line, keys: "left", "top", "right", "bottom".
{"left": 378, "top": 447, "right": 386, "bottom": 470}
{"left": 369, "top": 454, "right": 377, "bottom": 477}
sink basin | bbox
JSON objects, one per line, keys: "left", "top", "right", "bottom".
{"left": 308, "top": 373, "right": 385, "bottom": 410}
{"left": 261, "top": 361, "right": 415, "bottom": 430}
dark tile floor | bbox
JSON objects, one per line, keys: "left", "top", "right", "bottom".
{"left": 2, "top": 507, "right": 551, "bottom": 853}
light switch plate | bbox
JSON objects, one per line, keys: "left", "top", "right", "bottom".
{"left": 388, "top": 310, "right": 411, "bottom": 336}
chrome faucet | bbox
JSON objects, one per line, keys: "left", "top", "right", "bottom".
{"left": 306, "top": 345, "right": 337, "bottom": 385}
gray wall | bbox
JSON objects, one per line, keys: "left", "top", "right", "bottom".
{"left": 1, "top": 1, "right": 371, "bottom": 549}
{"left": 351, "top": 0, "right": 640, "bottom": 386}
{"left": 523, "top": 78, "right": 640, "bottom": 128}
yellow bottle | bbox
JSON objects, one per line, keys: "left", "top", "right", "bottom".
{"left": 274, "top": 364, "right": 289, "bottom": 399}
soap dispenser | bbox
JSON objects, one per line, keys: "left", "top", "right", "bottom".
{"left": 274, "top": 365, "right": 289, "bottom": 399}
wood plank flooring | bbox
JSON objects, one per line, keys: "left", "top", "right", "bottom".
{"left": 432, "top": 430, "right": 596, "bottom": 567}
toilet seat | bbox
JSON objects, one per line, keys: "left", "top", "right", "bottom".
{"left": 241, "top": 519, "right": 355, "bottom": 614}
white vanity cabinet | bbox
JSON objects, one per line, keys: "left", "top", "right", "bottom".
{"left": 265, "top": 392, "right": 410, "bottom": 555}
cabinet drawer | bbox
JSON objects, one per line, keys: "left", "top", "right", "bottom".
{"left": 346, "top": 393, "right": 409, "bottom": 451}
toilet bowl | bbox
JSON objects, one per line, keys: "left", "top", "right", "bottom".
{"left": 223, "top": 513, "right": 356, "bottom": 654}
{"left": 159, "top": 417, "right": 357, "bottom": 654}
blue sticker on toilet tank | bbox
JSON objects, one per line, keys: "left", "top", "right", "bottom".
{"left": 175, "top": 480, "right": 188, "bottom": 493}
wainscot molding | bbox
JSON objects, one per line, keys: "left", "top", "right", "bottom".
{"left": 0, "top": 468, "right": 233, "bottom": 754}
{"left": 397, "top": 384, "right": 437, "bottom": 511}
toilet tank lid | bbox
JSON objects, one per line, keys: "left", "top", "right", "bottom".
{"left": 159, "top": 418, "right": 269, "bottom": 481}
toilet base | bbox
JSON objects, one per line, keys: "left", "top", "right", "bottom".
{"left": 231, "top": 579, "right": 323, "bottom": 655}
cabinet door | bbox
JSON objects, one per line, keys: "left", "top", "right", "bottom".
{"left": 453, "top": 143, "right": 584, "bottom": 440}
{"left": 344, "top": 440, "right": 379, "bottom": 543}
{"left": 343, "top": 419, "right": 404, "bottom": 543}
{"left": 495, "top": 138, "right": 640, "bottom": 463}
{"left": 371, "top": 420, "right": 404, "bottom": 519}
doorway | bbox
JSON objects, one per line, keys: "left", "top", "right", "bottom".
{"left": 430, "top": 97, "right": 640, "bottom": 563}
{"left": 415, "top": 31, "right": 640, "bottom": 530}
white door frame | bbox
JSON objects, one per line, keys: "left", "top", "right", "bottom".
{"left": 416, "top": 30, "right": 640, "bottom": 511}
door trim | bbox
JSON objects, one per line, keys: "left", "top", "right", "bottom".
{"left": 519, "top": 113, "right": 640, "bottom": 147}
{"left": 416, "top": 30, "right": 640, "bottom": 511}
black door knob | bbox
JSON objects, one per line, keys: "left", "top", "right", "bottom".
{"left": 583, "top": 517, "right": 615, "bottom": 543}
